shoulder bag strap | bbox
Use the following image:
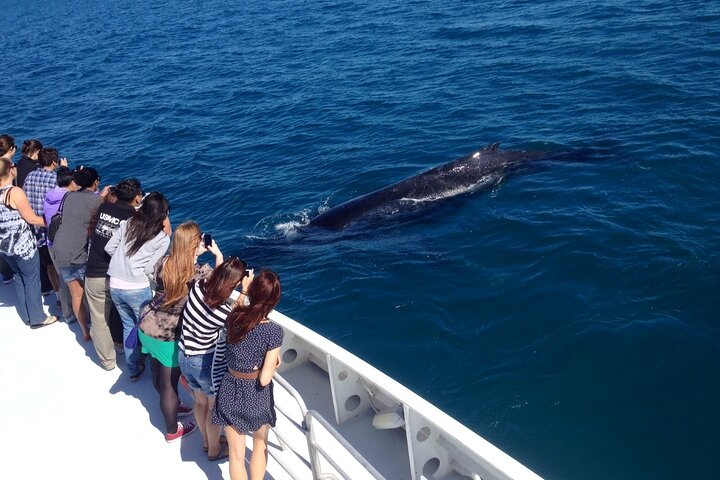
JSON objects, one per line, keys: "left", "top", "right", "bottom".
{"left": 3, "top": 186, "right": 14, "bottom": 207}
{"left": 58, "top": 191, "right": 70, "bottom": 214}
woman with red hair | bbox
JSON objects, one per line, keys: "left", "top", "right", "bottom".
{"left": 212, "top": 270, "right": 283, "bottom": 480}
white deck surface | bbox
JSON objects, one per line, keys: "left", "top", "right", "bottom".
{"left": 0, "top": 284, "right": 293, "bottom": 480}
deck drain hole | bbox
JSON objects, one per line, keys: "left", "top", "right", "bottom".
{"left": 345, "top": 395, "right": 361, "bottom": 412}
{"left": 416, "top": 426, "right": 431, "bottom": 442}
{"left": 422, "top": 457, "right": 440, "bottom": 476}
{"left": 282, "top": 349, "right": 297, "bottom": 364}
{"left": 338, "top": 370, "right": 348, "bottom": 381}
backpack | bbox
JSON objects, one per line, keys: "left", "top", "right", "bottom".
{"left": 47, "top": 192, "right": 70, "bottom": 243}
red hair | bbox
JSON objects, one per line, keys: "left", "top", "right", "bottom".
{"left": 227, "top": 270, "right": 281, "bottom": 344}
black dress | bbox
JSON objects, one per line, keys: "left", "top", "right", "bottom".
{"left": 213, "top": 322, "right": 284, "bottom": 433}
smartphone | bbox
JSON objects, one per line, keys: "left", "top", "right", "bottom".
{"left": 244, "top": 268, "right": 254, "bottom": 278}
{"left": 203, "top": 233, "right": 212, "bottom": 248}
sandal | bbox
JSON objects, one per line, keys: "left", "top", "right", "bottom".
{"left": 30, "top": 315, "right": 58, "bottom": 329}
{"left": 208, "top": 444, "right": 229, "bottom": 462}
{"left": 203, "top": 435, "right": 227, "bottom": 452}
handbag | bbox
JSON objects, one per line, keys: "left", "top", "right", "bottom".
{"left": 124, "top": 294, "right": 165, "bottom": 349}
{"left": 47, "top": 192, "right": 70, "bottom": 242}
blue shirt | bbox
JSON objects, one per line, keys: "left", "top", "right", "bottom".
{"left": 23, "top": 169, "right": 57, "bottom": 247}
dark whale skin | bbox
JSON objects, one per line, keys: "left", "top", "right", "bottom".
{"left": 308, "top": 143, "right": 566, "bottom": 230}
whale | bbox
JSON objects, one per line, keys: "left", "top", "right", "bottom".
{"left": 308, "top": 143, "right": 575, "bottom": 229}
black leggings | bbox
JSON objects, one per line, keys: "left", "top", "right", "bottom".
{"left": 149, "top": 357, "right": 182, "bottom": 433}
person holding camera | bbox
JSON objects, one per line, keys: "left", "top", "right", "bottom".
{"left": 85, "top": 178, "right": 143, "bottom": 370}
{"left": 43, "top": 166, "right": 78, "bottom": 322}
{"left": 213, "top": 270, "right": 283, "bottom": 480}
{"left": 106, "top": 191, "right": 171, "bottom": 382}
{"left": 53, "top": 166, "right": 109, "bottom": 341}
{"left": 23, "top": 147, "right": 68, "bottom": 298}
{"left": 179, "top": 257, "right": 251, "bottom": 460}
{"left": 14, "top": 138, "right": 42, "bottom": 189}
{"left": 138, "top": 221, "right": 223, "bottom": 443}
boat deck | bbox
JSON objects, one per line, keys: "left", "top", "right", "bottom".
{"left": 2, "top": 282, "right": 543, "bottom": 480}
{"left": 0, "top": 284, "right": 290, "bottom": 480}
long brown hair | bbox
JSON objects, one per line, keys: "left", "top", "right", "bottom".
{"left": 227, "top": 270, "right": 281, "bottom": 344}
{"left": 202, "top": 257, "right": 246, "bottom": 309}
{"left": 161, "top": 221, "right": 202, "bottom": 308}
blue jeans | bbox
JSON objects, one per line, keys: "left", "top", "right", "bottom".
{"left": 110, "top": 286, "right": 153, "bottom": 376}
{"left": 59, "top": 263, "right": 87, "bottom": 283}
{"left": 178, "top": 349, "right": 216, "bottom": 396}
{"left": 0, "top": 255, "right": 13, "bottom": 280}
{"left": 1, "top": 250, "right": 45, "bottom": 325}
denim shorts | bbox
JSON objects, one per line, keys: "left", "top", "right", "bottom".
{"left": 60, "top": 264, "right": 86, "bottom": 283}
{"left": 178, "top": 349, "right": 215, "bottom": 396}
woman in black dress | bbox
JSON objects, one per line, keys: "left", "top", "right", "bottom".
{"left": 213, "top": 270, "right": 283, "bottom": 480}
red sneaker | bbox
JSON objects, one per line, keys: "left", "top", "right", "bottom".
{"left": 180, "top": 374, "right": 191, "bottom": 393}
{"left": 177, "top": 402, "right": 194, "bottom": 417}
{"left": 166, "top": 421, "right": 197, "bottom": 443}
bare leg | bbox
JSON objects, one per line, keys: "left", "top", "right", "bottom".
{"left": 226, "top": 425, "right": 248, "bottom": 480}
{"left": 250, "top": 424, "right": 270, "bottom": 480}
{"left": 206, "top": 396, "right": 223, "bottom": 458}
{"left": 67, "top": 279, "right": 89, "bottom": 340}
{"left": 193, "top": 391, "right": 210, "bottom": 450}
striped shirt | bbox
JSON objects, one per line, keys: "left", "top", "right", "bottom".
{"left": 23, "top": 169, "right": 57, "bottom": 247}
{"left": 179, "top": 280, "right": 234, "bottom": 356}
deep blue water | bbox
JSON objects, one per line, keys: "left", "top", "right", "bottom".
{"left": 4, "top": 1, "right": 720, "bottom": 478}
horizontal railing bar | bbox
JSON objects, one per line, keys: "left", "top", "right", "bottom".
{"left": 306, "top": 410, "right": 388, "bottom": 480}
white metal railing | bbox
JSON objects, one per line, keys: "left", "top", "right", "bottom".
{"left": 272, "top": 373, "right": 386, "bottom": 480}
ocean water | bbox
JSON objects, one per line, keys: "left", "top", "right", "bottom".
{"left": 4, "top": 1, "right": 719, "bottom": 478}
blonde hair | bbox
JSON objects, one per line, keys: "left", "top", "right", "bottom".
{"left": 161, "top": 221, "right": 202, "bottom": 308}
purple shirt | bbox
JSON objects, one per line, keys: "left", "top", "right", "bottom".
{"left": 43, "top": 186, "right": 70, "bottom": 248}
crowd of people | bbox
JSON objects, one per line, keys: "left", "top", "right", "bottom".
{"left": 0, "top": 134, "right": 282, "bottom": 480}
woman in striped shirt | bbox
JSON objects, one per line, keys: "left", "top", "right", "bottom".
{"left": 179, "top": 257, "right": 252, "bottom": 460}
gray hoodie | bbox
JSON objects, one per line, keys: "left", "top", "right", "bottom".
{"left": 105, "top": 219, "right": 170, "bottom": 285}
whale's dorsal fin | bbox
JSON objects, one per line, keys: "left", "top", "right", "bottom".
{"left": 486, "top": 142, "right": 501, "bottom": 152}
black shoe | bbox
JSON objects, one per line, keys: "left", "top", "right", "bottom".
{"left": 130, "top": 363, "right": 145, "bottom": 382}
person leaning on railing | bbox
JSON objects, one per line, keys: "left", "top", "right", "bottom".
{"left": 106, "top": 191, "right": 172, "bottom": 382}
{"left": 43, "top": 166, "right": 78, "bottom": 323}
{"left": 138, "top": 221, "right": 224, "bottom": 444}
{"left": 212, "top": 270, "right": 283, "bottom": 480}
{"left": 0, "top": 134, "right": 57, "bottom": 328}
{"left": 85, "top": 178, "right": 143, "bottom": 371}
{"left": 23, "top": 147, "right": 68, "bottom": 299}
{"left": 52, "top": 166, "right": 110, "bottom": 341}
{"left": 179, "top": 257, "right": 251, "bottom": 461}
{"left": 14, "top": 138, "right": 42, "bottom": 189}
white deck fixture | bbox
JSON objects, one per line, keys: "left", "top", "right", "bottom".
{"left": 267, "top": 309, "right": 543, "bottom": 480}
